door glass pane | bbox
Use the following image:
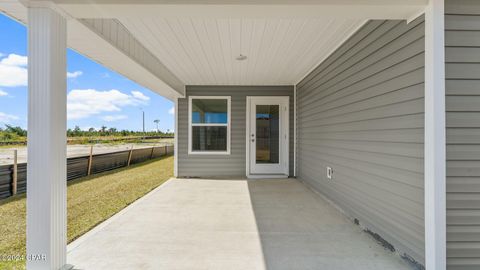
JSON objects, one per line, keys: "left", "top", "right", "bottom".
{"left": 256, "top": 105, "right": 279, "bottom": 164}
{"left": 192, "top": 126, "right": 227, "bottom": 151}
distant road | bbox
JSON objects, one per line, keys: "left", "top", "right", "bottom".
{"left": 0, "top": 140, "right": 173, "bottom": 165}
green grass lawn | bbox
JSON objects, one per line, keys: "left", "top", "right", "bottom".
{"left": 0, "top": 155, "right": 173, "bottom": 269}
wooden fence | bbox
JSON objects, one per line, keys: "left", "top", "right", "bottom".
{"left": 0, "top": 144, "right": 174, "bottom": 200}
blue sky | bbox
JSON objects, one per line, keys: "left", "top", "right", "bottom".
{"left": 0, "top": 13, "right": 174, "bottom": 132}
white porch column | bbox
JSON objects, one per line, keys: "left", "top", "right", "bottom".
{"left": 424, "top": 0, "right": 446, "bottom": 269}
{"left": 27, "top": 6, "right": 69, "bottom": 270}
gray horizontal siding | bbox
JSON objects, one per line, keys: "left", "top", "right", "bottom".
{"left": 446, "top": 1, "right": 480, "bottom": 269}
{"left": 178, "top": 85, "right": 294, "bottom": 177}
{"left": 296, "top": 18, "right": 425, "bottom": 265}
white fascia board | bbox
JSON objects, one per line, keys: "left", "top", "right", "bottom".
{"left": 77, "top": 18, "right": 184, "bottom": 99}
{"left": 55, "top": 4, "right": 425, "bottom": 20}
{"left": 0, "top": 1, "right": 185, "bottom": 100}
{"left": 295, "top": 20, "right": 368, "bottom": 86}
{"left": 69, "top": 20, "right": 183, "bottom": 100}
{"left": 51, "top": 0, "right": 427, "bottom": 3}
{"left": 0, "top": 1, "right": 28, "bottom": 24}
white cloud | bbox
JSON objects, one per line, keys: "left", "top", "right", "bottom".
{"left": 168, "top": 107, "right": 175, "bottom": 115}
{"left": 131, "top": 91, "right": 150, "bottom": 101}
{"left": 67, "top": 89, "right": 149, "bottom": 120}
{"left": 67, "top": 70, "right": 83, "bottom": 79}
{"left": 1, "top": 54, "right": 27, "bottom": 66}
{"left": 0, "top": 90, "right": 7, "bottom": 96}
{"left": 101, "top": 115, "right": 128, "bottom": 122}
{"left": 0, "top": 112, "right": 19, "bottom": 123}
{"left": 0, "top": 54, "right": 83, "bottom": 87}
{"left": 0, "top": 54, "right": 28, "bottom": 87}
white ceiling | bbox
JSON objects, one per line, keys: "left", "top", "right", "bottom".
{"left": 0, "top": 0, "right": 428, "bottom": 96}
{"left": 120, "top": 17, "right": 363, "bottom": 85}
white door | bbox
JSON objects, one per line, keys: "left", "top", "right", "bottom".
{"left": 247, "top": 96, "right": 289, "bottom": 177}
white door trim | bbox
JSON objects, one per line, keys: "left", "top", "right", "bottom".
{"left": 246, "top": 96, "right": 289, "bottom": 178}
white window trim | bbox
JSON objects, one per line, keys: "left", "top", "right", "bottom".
{"left": 188, "top": 96, "right": 231, "bottom": 155}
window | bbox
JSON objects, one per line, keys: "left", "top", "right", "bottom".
{"left": 188, "top": 96, "right": 231, "bottom": 154}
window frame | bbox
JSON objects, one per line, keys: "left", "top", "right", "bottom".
{"left": 188, "top": 96, "right": 231, "bottom": 155}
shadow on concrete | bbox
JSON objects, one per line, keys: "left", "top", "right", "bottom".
{"left": 246, "top": 178, "right": 411, "bottom": 270}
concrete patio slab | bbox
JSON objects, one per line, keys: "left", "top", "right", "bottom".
{"left": 67, "top": 178, "right": 412, "bottom": 270}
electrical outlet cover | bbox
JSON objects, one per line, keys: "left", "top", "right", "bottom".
{"left": 326, "top": 166, "right": 333, "bottom": 179}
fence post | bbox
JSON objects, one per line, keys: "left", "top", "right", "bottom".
{"left": 127, "top": 145, "right": 134, "bottom": 166}
{"left": 12, "top": 149, "right": 17, "bottom": 195}
{"left": 150, "top": 147, "right": 155, "bottom": 159}
{"left": 87, "top": 145, "right": 93, "bottom": 176}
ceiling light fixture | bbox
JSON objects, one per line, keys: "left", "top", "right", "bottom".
{"left": 236, "top": 54, "right": 247, "bottom": 61}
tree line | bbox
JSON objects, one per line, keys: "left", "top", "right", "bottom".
{"left": 0, "top": 124, "right": 174, "bottom": 142}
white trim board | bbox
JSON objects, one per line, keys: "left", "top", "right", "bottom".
{"left": 295, "top": 20, "right": 368, "bottom": 86}
{"left": 293, "top": 84, "right": 297, "bottom": 177}
{"left": 174, "top": 97, "right": 179, "bottom": 177}
{"left": 424, "top": 0, "right": 446, "bottom": 269}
